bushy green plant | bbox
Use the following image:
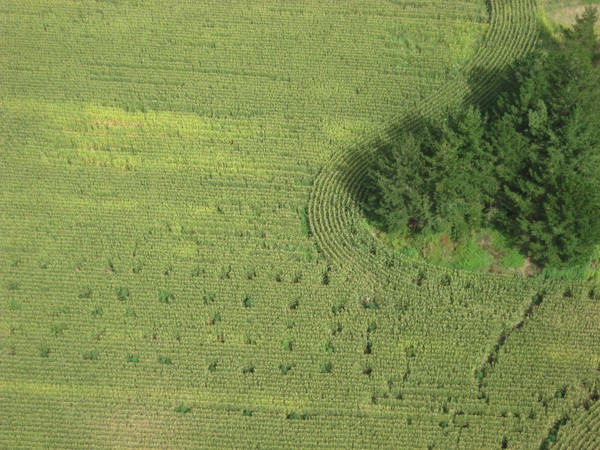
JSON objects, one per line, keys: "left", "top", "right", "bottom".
{"left": 116, "top": 287, "right": 129, "bottom": 301}
{"left": 158, "top": 289, "right": 173, "bottom": 304}
{"left": 83, "top": 351, "right": 99, "bottom": 361}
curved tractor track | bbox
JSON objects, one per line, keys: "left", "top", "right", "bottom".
{"left": 308, "top": 0, "right": 541, "bottom": 284}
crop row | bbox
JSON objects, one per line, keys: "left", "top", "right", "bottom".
{"left": 307, "top": 0, "right": 540, "bottom": 282}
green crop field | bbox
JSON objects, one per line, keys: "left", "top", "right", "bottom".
{"left": 1, "top": 1, "right": 599, "bottom": 449}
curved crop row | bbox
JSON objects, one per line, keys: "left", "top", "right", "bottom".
{"left": 554, "top": 394, "right": 600, "bottom": 450}
{"left": 308, "top": 0, "right": 541, "bottom": 283}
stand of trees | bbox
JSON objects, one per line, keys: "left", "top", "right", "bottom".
{"left": 364, "top": 8, "right": 600, "bottom": 268}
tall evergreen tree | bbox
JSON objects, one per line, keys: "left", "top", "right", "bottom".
{"left": 364, "top": 107, "right": 494, "bottom": 239}
{"left": 491, "top": 7, "right": 600, "bottom": 266}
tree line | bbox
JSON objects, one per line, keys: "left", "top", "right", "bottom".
{"left": 364, "top": 8, "right": 600, "bottom": 268}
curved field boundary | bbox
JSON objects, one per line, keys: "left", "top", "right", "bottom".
{"left": 308, "top": 0, "right": 541, "bottom": 285}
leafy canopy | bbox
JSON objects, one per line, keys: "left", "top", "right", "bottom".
{"left": 365, "top": 7, "right": 600, "bottom": 268}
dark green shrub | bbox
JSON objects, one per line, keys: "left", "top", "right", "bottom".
{"left": 9, "top": 300, "right": 20, "bottom": 311}
{"left": 282, "top": 339, "right": 293, "bottom": 351}
{"left": 331, "top": 304, "right": 344, "bottom": 315}
{"left": 208, "top": 360, "right": 218, "bottom": 372}
{"left": 116, "top": 287, "right": 129, "bottom": 301}
{"left": 203, "top": 292, "right": 216, "bottom": 305}
{"left": 38, "top": 344, "right": 50, "bottom": 358}
{"left": 323, "top": 341, "right": 334, "bottom": 353}
{"left": 176, "top": 404, "right": 192, "bottom": 414}
{"left": 158, "top": 289, "right": 173, "bottom": 304}
{"left": 320, "top": 361, "right": 333, "bottom": 373}
{"left": 555, "top": 385, "right": 567, "bottom": 399}
{"left": 280, "top": 363, "right": 293, "bottom": 375}
{"left": 243, "top": 294, "right": 253, "bottom": 308}
{"left": 361, "top": 297, "right": 380, "bottom": 310}
{"left": 158, "top": 356, "right": 172, "bottom": 365}
{"left": 218, "top": 265, "right": 231, "bottom": 280}
{"left": 127, "top": 355, "right": 140, "bottom": 363}
{"left": 367, "top": 321, "right": 378, "bottom": 333}
{"left": 209, "top": 312, "right": 221, "bottom": 325}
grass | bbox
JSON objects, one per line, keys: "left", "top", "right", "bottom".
{"left": 379, "top": 227, "right": 532, "bottom": 276}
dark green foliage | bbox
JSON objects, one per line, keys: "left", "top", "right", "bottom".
{"left": 218, "top": 265, "right": 231, "bottom": 280}
{"left": 158, "top": 356, "right": 172, "bottom": 365}
{"left": 490, "top": 9, "right": 600, "bottom": 267}
{"left": 243, "top": 294, "right": 253, "bottom": 308}
{"left": 116, "top": 287, "right": 129, "bottom": 301}
{"left": 288, "top": 299, "right": 300, "bottom": 310}
{"left": 209, "top": 312, "right": 221, "bottom": 325}
{"left": 361, "top": 296, "right": 380, "bottom": 310}
{"left": 127, "top": 355, "right": 140, "bottom": 363}
{"left": 176, "top": 404, "right": 192, "bottom": 414}
{"left": 203, "top": 292, "right": 216, "bottom": 305}
{"left": 320, "top": 361, "right": 333, "bottom": 373}
{"left": 282, "top": 339, "right": 293, "bottom": 351}
{"left": 131, "top": 261, "right": 143, "bottom": 274}
{"left": 279, "top": 363, "right": 293, "bottom": 375}
{"left": 298, "top": 206, "right": 311, "bottom": 237}
{"left": 208, "top": 360, "right": 218, "bottom": 372}
{"left": 83, "top": 351, "right": 99, "bottom": 361}
{"left": 242, "top": 409, "right": 253, "bottom": 417}
{"left": 367, "top": 321, "right": 378, "bottom": 334}
{"left": 365, "top": 8, "right": 600, "bottom": 268}
{"left": 364, "top": 106, "right": 494, "bottom": 240}
{"left": 554, "top": 385, "right": 567, "bottom": 399}
{"left": 9, "top": 300, "right": 20, "bottom": 311}
{"left": 191, "top": 265, "right": 204, "bottom": 277}
{"left": 540, "top": 415, "right": 569, "bottom": 450}
{"left": 158, "top": 289, "right": 173, "bottom": 304}
{"left": 286, "top": 412, "right": 308, "bottom": 420}
{"left": 331, "top": 303, "right": 344, "bottom": 315}
{"left": 38, "top": 344, "right": 50, "bottom": 358}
